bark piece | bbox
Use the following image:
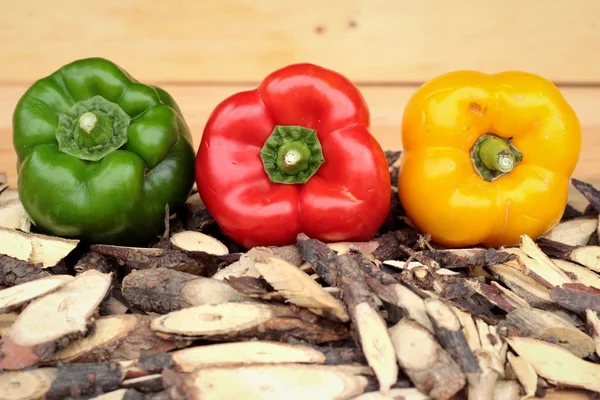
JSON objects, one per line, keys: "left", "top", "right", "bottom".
{"left": 436, "top": 277, "right": 501, "bottom": 325}
{"left": 0, "top": 199, "right": 31, "bottom": 232}
{"left": 246, "top": 247, "right": 350, "bottom": 322}
{"left": 421, "top": 247, "right": 517, "bottom": 270}
{"left": 91, "top": 244, "right": 203, "bottom": 275}
{"left": 150, "top": 301, "right": 349, "bottom": 344}
{"left": 370, "top": 229, "right": 419, "bottom": 261}
{"left": 162, "top": 363, "right": 368, "bottom": 400}
{"left": 550, "top": 283, "right": 600, "bottom": 314}
{"left": 498, "top": 307, "right": 595, "bottom": 358}
{"left": 571, "top": 178, "right": 600, "bottom": 213}
{"left": 0, "top": 362, "right": 125, "bottom": 400}
{"left": 211, "top": 250, "right": 262, "bottom": 281}
{"left": 0, "top": 274, "right": 73, "bottom": 313}
{"left": 488, "top": 263, "right": 554, "bottom": 307}
{"left": 506, "top": 352, "right": 538, "bottom": 399}
{"left": 388, "top": 318, "right": 465, "bottom": 399}
{"left": 585, "top": 309, "right": 600, "bottom": 357}
{"left": 268, "top": 244, "right": 304, "bottom": 267}
{"left": 49, "top": 314, "right": 189, "bottom": 364}
{"left": 75, "top": 251, "right": 117, "bottom": 275}
{"left": 0, "top": 227, "right": 79, "bottom": 268}
{"left": 490, "top": 281, "right": 531, "bottom": 309}
{"left": 169, "top": 230, "right": 229, "bottom": 255}
{"left": 460, "top": 279, "right": 520, "bottom": 312}
{"left": 122, "top": 268, "right": 250, "bottom": 314}
{"left": 225, "top": 275, "right": 284, "bottom": 301}
{"left": 167, "top": 341, "right": 326, "bottom": 372}
{"left": 542, "top": 216, "right": 599, "bottom": 246}
{"left": 0, "top": 254, "right": 52, "bottom": 286}
{"left": 506, "top": 336, "right": 600, "bottom": 393}
{"left": 297, "top": 233, "right": 340, "bottom": 286}
{"left": 0, "top": 269, "right": 112, "bottom": 370}
{"left": 536, "top": 238, "right": 600, "bottom": 273}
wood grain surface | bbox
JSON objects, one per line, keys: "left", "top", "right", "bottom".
{"left": 0, "top": 0, "right": 599, "bottom": 84}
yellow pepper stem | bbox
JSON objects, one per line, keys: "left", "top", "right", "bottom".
{"left": 470, "top": 134, "right": 523, "bottom": 182}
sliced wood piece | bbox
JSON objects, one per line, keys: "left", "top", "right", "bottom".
{"left": 507, "top": 352, "right": 538, "bottom": 399}
{"left": 122, "top": 268, "right": 251, "bottom": 314}
{"left": 327, "top": 241, "right": 380, "bottom": 256}
{"left": 550, "top": 283, "right": 600, "bottom": 314}
{"left": 0, "top": 362, "right": 126, "bottom": 400}
{"left": 0, "top": 269, "right": 112, "bottom": 370}
{"left": 74, "top": 251, "right": 117, "bottom": 275}
{"left": 490, "top": 281, "right": 531, "bottom": 308}
{"left": 421, "top": 247, "right": 517, "bottom": 270}
{"left": 542, "top": 216, "right": 598, "bottom": 246}
{"left": 246, "top": 247, "right": 350, "bottom": 322}
{"left": 49, "top": 314, "right": 189, "bottom": 364}
{"left": 0, "top": 227, "right": 79, "bottom": 268}
{"left": 498, "top": 307, "right": 596, "bottom": 358}
{"left": 388, "top": 318, "right": 465, "bottom": 399}
{"left": 349, "top": 388, "right": 429, "bottom": 400}
{"left": 518, "top": 235, "right": 574, "bottom": 287}
{"left": 267, "top": 244, "right": 304, "bottom": 267}
{"left": 493, "top": 380, "right": 522, "bottom": 400}
{"left": 0, "top": 274, "right": 73, "bottom": 313}
{"left": 162, "top": 364, "right": 368, "bottom": 400}
{"left": 460, "top": 279, "right": 521, "bottom": 312}
{"left": 488, "top": 263, "right": 554, "bottom": 307}
{"left": 150, "top": 301, "right": 349, "bottom": 344}
{"left": 170, "top": 341, "right": 326, "bottom": 372}
{"left": 335, "top": 253, "right": 398, "bottom": 394}
{"left": 585, "top": 309, "right": 600, "bottom": 357}
{"left": 506, "top": 336, "right": 600, "bottom": 393}
{"left": 0, "top": 254, "right": 52, "bottom": 286}
{"left": 0, "top": 312, "right": 17, "bottom": 335}
{"left": 225, "top": 275, "right": 285, "bottom": 301}
{"left": 552, "top": 258, "right": 600, "bottom": 290}
{"left": 211, "top": 251, "right": 262, "bottom": 281}
{"left": 0, "top": 199, "right": 31, "bottom": 232}
{"left": 169, "top": 230, "right": 229, "bottom": 255}
{"left": 570, "top": 246, "right": 600, "bottom": 272}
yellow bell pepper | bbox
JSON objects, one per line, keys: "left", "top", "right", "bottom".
{"left": 397, "top": 70, "right": 582, "bottom": 248}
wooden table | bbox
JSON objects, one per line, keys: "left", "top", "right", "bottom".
{"left": 1, "top": 0, "right": 598, "bottom": 209}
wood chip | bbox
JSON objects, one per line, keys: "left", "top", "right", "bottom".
{"left": 506, "top": 336, "right": 600, "bottom": 393}
{"left": 518, "top": 235, "right": 573, "bottom": 287}
{"left": 246, "top": 247, "right": 350, "bottom": 322}
{"left": 150, "top": 301, "right": 350, "bottom": 344}
{"left": 0, "top": 269, "right": 112, "bottom": 370}
{"left": 388, "top": 317, "right": 465, "bottom": 399}
{"left": 488, "top": 263, "right": 554, "bottom": 307}
{"left": 0, "top": 228, "right": 79, "bottom": 268}
{"left": 0, "top": 274, "right": 73, "bottom": 313}
{"left": 542, "top": 216, "right": 599, "bottom": 246}
{"left": 552, "top": 258, "right": 600, "bottom": 290}
{"left": 0, "top": 199, "right": 31, "bottom": 232}
{"left": 169, "top": 230, "right": 229, "bottom": 255}
{"left": 507, "top": 352, "right": 538, "bottom": 399}
{"left": 121, "top": 267, "right": 251, "bottom": 314}
{"left": 349, "top": 388, "right": 429, "bottom": 400}
{"left": 162, "top": 363, "right": 369, "bottom": 400}
{"left": 586, "top": 309, "right": 600, "bottom": 357}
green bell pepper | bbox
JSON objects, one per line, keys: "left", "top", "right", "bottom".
{"left": 12, "top": 57, "right": 196, "bottom": 245}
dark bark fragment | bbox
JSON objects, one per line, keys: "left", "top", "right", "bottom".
{"left": 550, "top": 283, "right": 600, "bottom": 314}
{"left": 0, "top": 254, "right": 51, "bottom": 286}
{"left": 422, "top": 248, "right": 517, "bottom": 269}
{"left": 296, "top": 233, "right": 339, "bottom": 286}
{"left": 372, "top": 229, "right": 419, "bottom": 261}
{"left": 46, "top": 362, "right": 125, "bottom": 400}
{"left": 572, "top": 178, "right": 600, "bottom": 213}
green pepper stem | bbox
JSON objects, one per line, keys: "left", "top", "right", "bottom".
{"left": 260, "top": 125, "right": 325, "bottom": 184}
{"left": 56, "top": 95, "right": 131, "bottom": 162}
{"left": 470, "top": 134, "right": 523, "bottom": 182}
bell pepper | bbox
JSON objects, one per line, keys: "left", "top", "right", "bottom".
{"left": 398, "top": 70, "right": 582, "bottom": 248}
{"left": 195, "top": 63, "right": 391, "bottom": 249}
{"left": 12, "top": 57, "right": 196, "bottom": 245}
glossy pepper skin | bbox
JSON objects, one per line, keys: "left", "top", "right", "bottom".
{"left": 13, "top": 58, "right": 196, "bottom": 245}
{"left": 398, "top": 70, "right": 581, "bottom": 248}
{"left": 195, "top": 63, "right": 391, "bottom": 249}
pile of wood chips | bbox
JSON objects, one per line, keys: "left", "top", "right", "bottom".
{"left": 1, "top": 153, "right": 600, "bottom": 400}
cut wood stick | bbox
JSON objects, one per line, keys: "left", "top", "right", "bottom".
{"left": 350, "top": 388, "right": 430, "bottom": 400}
{"left": 517, "top": 235, "right": 574, "bottom": 287}
{"left": 150, "top": 301, "right": 350, "bottom": 344}
{"left": 0, "top": 254, "right": 52, "bottom": 286}
{"left": 499, "top": 307, "right": 596, "bottom": 358}
{"left": 0, "top": 274, "right": 73, "bottom": 313}
{"left": 552, "top": 258, "right": 600, "bottom": 290}
{"left": 542, "top": 216, "right": 598, "bottom": 246}
{"left": 388, "top": 317, "right": 465, "bottom": 399}
{"left": 550, "top": 283, "right": 600, "bottom": 314}
{"left": 169, "top": 230, "right": 229, "bottom": 255}
{"left": 211, "top": 250, "right": 262, "bottom": 281}
{"left": 122, "top": 268, "right": 251, "bottom": 314}
{"left": 0, "top": 312, "right": 17, "bottom": 335}
{"left": 246, "top": 247, "right": 350, "bottom": 322}
{"left": 74, "top": 251, "right": 117, "bottom": 275}
{"left": 161, "top": 363, "right": 369, "bottom": 400}
{"left": 419, "top": 247, "right": 516, "bottom": 270}
{"left": 48, "top": 314, "right": 189, "bottom": 364}
{"left": 536, "top": 238, "right": 600, "bottom": 273}
{"left": 296, "top": 233, "right": 341, "bottom": 286}
{"left": 0, "top": 362, "right": 125, "bottom": 400}
{"left": 490, "top": 281, "right": 531, "bottom": 309}
{"left": 153, "top": 341, "right": 327, "bottom": 373}
{"left": 488, "top": 263, "right": 555, "bottom": 308}
{"left": 0, "top": 269, "right": 112, "bottom": 370}
{"left": 0, "top": 227, "right": 79, "bottom": 268}
{"left": 506, "top": 352, "right": 538, "bottom": 399}
{"left": 225, "top": 275, "right": 285, "bottom": 302}
{"left": 585, "top": 309, "right": 600, "bottom": 357}
{"left": 0, "top": 199, "right": 31, "bottom": 232}
{"left": 460, "top": 278, "right": 519, "bottom": 313}
{"left": 506, "top": 336, "right": 600, "bottom": 393}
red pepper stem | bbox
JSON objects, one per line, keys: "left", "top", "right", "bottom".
{"left": 260, "top": 125, "right": 325, "bottom": 184}
{"left": 470, "top": 134, "right": 523, "bottom": 182}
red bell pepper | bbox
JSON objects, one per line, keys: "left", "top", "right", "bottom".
{"left": 195, "top": 63, "right": 391, "bottom": 248}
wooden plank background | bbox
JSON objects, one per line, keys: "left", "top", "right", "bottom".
{"left": 1, "top": 0, "right": 599, "bottom": 207}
